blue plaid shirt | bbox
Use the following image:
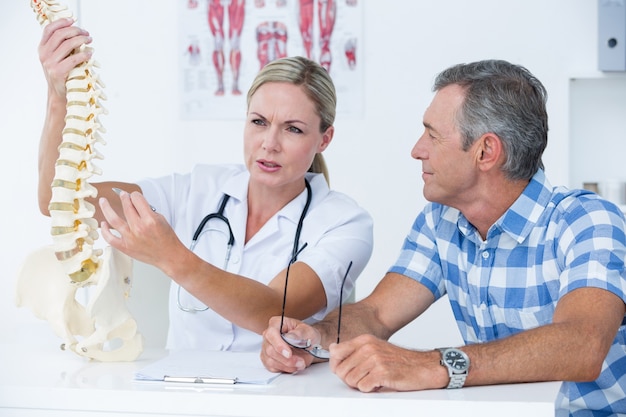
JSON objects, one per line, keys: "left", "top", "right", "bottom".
{"left": 389, "top": 170, "right": 626, "bottom": 416}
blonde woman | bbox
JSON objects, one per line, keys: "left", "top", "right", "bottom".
{"left": 36, "top": 18, "right": 373, "bottom": 352}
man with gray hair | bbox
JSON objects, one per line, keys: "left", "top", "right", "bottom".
{"left": 261, "top": 60, "right": 626, "bottom": 416}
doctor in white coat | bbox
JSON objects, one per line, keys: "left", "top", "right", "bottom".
{"left": 35, "top": 18, "right": 374, "bottom": 352}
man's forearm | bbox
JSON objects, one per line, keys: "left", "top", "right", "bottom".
{"left": 462, "top": 288, "right": 624, "bottom": 386}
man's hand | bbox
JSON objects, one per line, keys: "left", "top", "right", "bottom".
{"left": 329, "top": 334, "right": 448, "bottom": 392}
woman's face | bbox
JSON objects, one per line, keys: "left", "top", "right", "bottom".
{"left": 244, "top": 82, "right": 333, "bottom": 191}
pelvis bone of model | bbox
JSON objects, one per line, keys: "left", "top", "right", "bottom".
{"left": 15, "top": 0, "right": 142, "bottom": 361}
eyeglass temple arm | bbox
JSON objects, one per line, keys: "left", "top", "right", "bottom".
{"left": 279, "top": 243, "right": 309, "bottom": 333}
{"left": 336, "top": 261, "right": 353, "bottom": 344}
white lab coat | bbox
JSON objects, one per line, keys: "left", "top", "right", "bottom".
{"left": 138, "top": 164, "right": 373, "bottom": 351}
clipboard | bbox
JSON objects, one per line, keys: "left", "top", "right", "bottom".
{"left": 135, "top": 350, "right": 280, "bottom": 385}
{"left": 163, "top": 375, "right": 237, "bottom": 385}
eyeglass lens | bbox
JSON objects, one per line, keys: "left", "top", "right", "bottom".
{"left": 280, "top": 260, "right": 353, "bottom": 360}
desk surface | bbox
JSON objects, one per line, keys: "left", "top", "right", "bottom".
{"left": 0, "top": 342, "right": 560, "bottom": 417}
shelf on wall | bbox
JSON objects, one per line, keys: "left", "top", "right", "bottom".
{"left": 568, "top": 76, "right": 626, "bottom": 197}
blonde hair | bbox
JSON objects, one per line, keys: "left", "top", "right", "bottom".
{"left": 247, "top": 56, "right": 337, "bottom": 184}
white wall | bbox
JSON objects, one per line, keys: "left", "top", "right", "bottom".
{"left": 0, "top": 0, "right": 609, "bottom": 350}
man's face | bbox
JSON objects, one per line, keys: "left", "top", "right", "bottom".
{"left": 411, "top": 84, "right": 480, "bottom": 209}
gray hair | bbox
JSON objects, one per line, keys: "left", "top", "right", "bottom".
{"left": 433, "top": 60, "right": 548, "bottom": 181}
{"left": 247, "top": 57, "right": 337, "bottom": 184}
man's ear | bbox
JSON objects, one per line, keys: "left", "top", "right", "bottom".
{"left": 476, "top": 133, "right": 503, "bottom": 171}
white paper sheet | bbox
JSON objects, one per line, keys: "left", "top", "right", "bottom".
{"left": 135, "top": 350, "right": 281, "bottom": 385}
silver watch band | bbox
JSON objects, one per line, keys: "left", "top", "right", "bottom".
{"left": 447, "top": 372, "right": 467, "bottom": 389}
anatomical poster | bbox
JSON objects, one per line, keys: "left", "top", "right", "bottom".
{"left": 179, "top": 0, "right": 364, "bottom": 120}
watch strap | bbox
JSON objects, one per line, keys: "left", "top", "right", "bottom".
{"left": 446, "top": 372, "right": 467, "bottom": 389}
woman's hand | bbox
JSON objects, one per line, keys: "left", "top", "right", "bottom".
{"left": 39, "top": 18, "right": 92, "bottom": 98}
{"left": 260, "top": 316, "right": 317, "bottom": 373}
{"left": 99, "top": 190, "right": 186, "bottom": 273}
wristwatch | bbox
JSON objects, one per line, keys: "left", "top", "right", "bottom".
{"left": 437, "top": 347, "right": 470, "bottom": 389}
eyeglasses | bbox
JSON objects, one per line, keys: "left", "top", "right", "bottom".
{"left": 279, "top": 254, "right": 353, "bottom": 360}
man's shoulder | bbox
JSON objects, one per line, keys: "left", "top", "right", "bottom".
{"left": 550, "top": 186, "right": 623, "bottom": 217}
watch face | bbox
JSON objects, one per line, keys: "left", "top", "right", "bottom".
{"left": 444, "top": 349, "right": 469, "bottom": 371}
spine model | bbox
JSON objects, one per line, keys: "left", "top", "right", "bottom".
{"left": 15, "top": 0, "right": 143, "bottom": 362}
{"left": 31, "top": 0, "right": 106, "bottom": 284}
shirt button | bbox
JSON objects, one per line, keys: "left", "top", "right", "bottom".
{"left": 480, "top": 303, "right": 487, "bottom": 310}
{"left": 230, "top": 255, "right": 240, "bottom": 264}
{"left": 482, "top": 251, "right": 489, "bottom": 259}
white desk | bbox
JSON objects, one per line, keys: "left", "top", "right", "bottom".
{"left": 0, "top": 342, "right": 560, "bottom": 417}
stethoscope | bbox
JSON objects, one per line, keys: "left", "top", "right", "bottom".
{"left": 177, "top": 179, "right": 312, "bottom": 312}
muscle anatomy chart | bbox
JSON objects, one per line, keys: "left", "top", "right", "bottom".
{"left": 179, "top": 0, "right": 363, "bottom": 120}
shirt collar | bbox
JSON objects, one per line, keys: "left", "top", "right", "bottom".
{"left": 221, "top": 169, "right": 250, "bottom": 202}
{"left": 456, "top": 169, "right": 553, "bottom": 243}
{"left": 492, "top": 169, "right": 553, "bottom": 243}
{"left": 219, "top": 170, "right": 329, "bottom": 225}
